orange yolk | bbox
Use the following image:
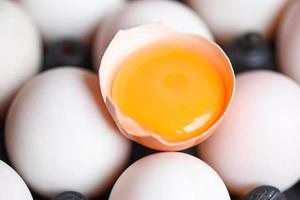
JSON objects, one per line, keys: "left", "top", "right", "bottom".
{"left": 111, "top": 43, "right": 225, "bottom": 143}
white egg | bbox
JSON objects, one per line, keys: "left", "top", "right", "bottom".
{"left": 198, "top": 71, "right": 300, "bottom": 196}
{"left": 0, "top": 160, "right": 33, "bottom": 200}
{"left": 109, "top": 152, "right": 230, "bottom": 200}
{"left": 18, "top": 0, "right": 126, "bottom": 42}
{"left": 5, "top": 68, "right": 131, "bottom": 198}
{"left": 186, "top": 0, "right": 288, "bottom": 44}
{"left": 0, "top": 0, "right": 41, "bottom": 119}
{"left": 93, "top": 0, "right": 213, "bottom": 69}
{"left": 277, "top": 1, "right": 300, "bottom": 84}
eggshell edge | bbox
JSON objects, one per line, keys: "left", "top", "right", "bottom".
{"left": 99, "top": 23, "right": 235, "bottom": 151}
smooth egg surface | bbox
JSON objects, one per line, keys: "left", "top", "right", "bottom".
{"left": 5, "top": 68, "right": 131, "bottom": 198}
{"left": 0, "top": 161, "right": 33, "bottom": 200}
{"left": 109, "top": 152, "right": 231, "bottom": 200}
{"left": 199, "top": 71, "right": 300, "bottom": 196}
{"left": 18, "top": 0, "right": 126, "bottom": 42}
{"left": 0, "top": 0, "right": 41, "bottom": 119}
{"left": 186, "top": 0, "right": 288, "bottom": 44}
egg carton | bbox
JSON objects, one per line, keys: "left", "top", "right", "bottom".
{"left": 1, "top": 30, "right": 299, "bottom": 200}
{"left": 1, "top": 0, "right": 300, "bottom": 199}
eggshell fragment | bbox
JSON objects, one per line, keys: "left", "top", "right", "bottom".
{"left": 0, "top": 161, "right": 33, "bottom": 200}
{"left": 5, "top": 68, "right": 131, "bottom": 198}
{"left": 277, "top": 0, "right": 300, "bottom": 84}
{"left": 186, "top": 0, "right": 288, "bottom": 44}
{"left": 18, "top": 0, "right": 126, "bottom": 42}
{"left": 0, "top": 0, "right": 41, "bottom": 119}
{"left": 198, "top": 71, "right": 300, "bottom": 197}
{"left": 93, "top": 0, "right": 213, "bottom": 69}
{"left": 100, "top": 23, "right": 235, "bottom": 151}
{"left": 109, "top": 152, "right": 231, "bottom": 200}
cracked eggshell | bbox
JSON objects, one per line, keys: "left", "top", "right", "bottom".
{"left": 93, "top": 0, "right": 213, "bottom": 70}
{"left": 0, "top": 161, "right": 33, "bottom": 200}
{"left": 0, "top": 0, "right": 41, "bottom": 119}
{"left": 277, "top": 0, "right": 300, "bottom": 84}
{"left": 99, "top": 23, "right": 235, "bottom": 151}
{"left": 5, "top": 68, "right": 131, "bottom": 198}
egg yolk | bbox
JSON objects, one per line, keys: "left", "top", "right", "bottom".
{"left": 111, "top": 43, "right": 225, "bottom": 143}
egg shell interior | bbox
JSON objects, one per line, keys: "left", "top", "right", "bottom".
{"left": 100, "top": 23, "right": 235, "bottom": 151}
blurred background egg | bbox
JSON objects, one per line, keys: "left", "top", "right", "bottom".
{"left": 0, "top": 0, "right": 41, "bottom": 119}
{"left": 17, "top": 0, "right": 126, "bottom": 43}
{"left": 109, "top": 152, "right": 230, "bottom": 200}
{"left": 186, "top": 0, "right": 289, "bottom": 44}
{"left": 198, "top": 71, "right": 300, "bottom": 197}
{"left": 93, "top": 0, "right": 213, "bottom": 69}
{"left": 5, "top": 68, "right": 131, "bottom": 198}
{"left": 277, "top": 0, "right": 300, "bottom": 84}
{"left": 0, "top": 160, "right": 33, "bottom": 200}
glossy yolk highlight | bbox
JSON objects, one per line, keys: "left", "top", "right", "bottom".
{"left": 111, "top": 44, "right": 225, "bottom": 143}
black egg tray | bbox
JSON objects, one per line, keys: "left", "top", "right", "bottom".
{"left": 1, "top": 1, "right": 299, "bottom": 196}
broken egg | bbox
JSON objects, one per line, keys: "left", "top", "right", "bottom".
{"left": 99, "top": 23, "right": 235, "bottom": 151}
